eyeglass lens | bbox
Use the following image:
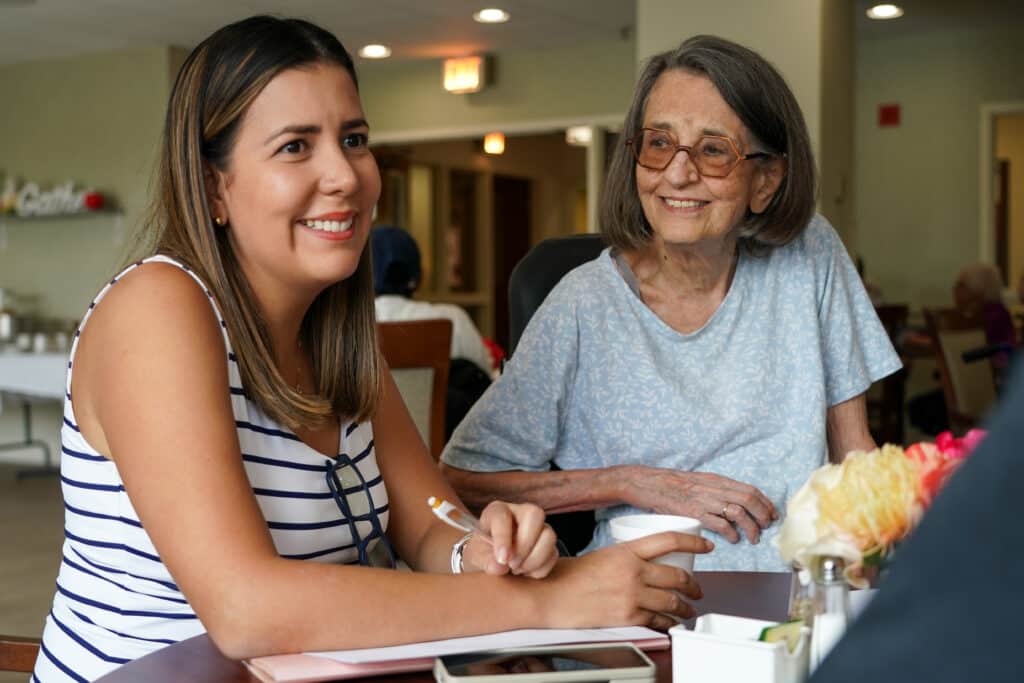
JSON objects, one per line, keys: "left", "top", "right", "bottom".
{"left": 634, "top": 129, "right": 739, "bottom": 175}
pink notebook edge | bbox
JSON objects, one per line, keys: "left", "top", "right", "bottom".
{"left": 245, "top": 636, "right": 670, "bottom": 682}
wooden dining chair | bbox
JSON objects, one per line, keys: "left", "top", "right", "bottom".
{"left": 0, "top": 634, "right": 40, "bottom": 672}
{"left": 377, "top": 319, "right": 453, "bottom": 461}
{"left": 923, "top": 307, "right": 997, "bottom": 434}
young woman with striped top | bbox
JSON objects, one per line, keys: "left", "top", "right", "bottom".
{"left": 31, "top": 15, "right": 711, "bottom": 682}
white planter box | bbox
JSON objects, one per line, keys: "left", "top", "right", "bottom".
{"left": 669, "top": 614, "right": 810, "bottom": 683}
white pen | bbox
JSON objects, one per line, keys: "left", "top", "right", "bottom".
{"left": 428, "top": 496, "right": 493, "bottom": 545}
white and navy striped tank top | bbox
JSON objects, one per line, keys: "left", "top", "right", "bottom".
{"left": 33, "top": 255, "right": 389, "bottom": 682}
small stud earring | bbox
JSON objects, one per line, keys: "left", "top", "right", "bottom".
{"left": 214, "top": 216, "right": 225, "bottom": 226}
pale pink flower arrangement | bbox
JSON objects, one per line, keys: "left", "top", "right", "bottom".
{"left": 775, "top": 430, "right": 985, "bottom": 587}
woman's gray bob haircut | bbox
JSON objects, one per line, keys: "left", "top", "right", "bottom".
{"left": 600, "top": 35, "right": 817, "bottom": 252}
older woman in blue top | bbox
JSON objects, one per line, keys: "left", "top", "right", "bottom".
{"left": 441, "top": 35, "right": 901, "bottom": 572}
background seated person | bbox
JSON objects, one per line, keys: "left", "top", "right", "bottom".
{"left": 371, "top": 224, "right": 496, "bottom": 436}
{"left": 440, "top": 35, "right": 900, "bottom": 572}
{"left": 908, "top": 262, "right": 1016, "bottom": 434}
{"left": 953, "top": 262, "right": 1016, "bottom": 375}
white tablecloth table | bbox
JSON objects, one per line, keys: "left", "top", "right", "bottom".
{"left": 0, "top": 350, "right": 67, "bottom": 399}
{"left": 0, "top": 350, "right": 67, "bottom": 474}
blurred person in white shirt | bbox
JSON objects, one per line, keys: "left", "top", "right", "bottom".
{"left": 371, "top": 224, "right": 495, "bottom": 375}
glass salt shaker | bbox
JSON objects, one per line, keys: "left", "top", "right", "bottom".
{"left": 809, "top": 555, "right": 851, "bottom": 673}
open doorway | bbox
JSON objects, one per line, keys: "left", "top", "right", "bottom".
{"left": 492, "top": 174, "right": 532, "bottom": 350}
{"left": 980, "top": 103, "right": 1024, "bottom": 298}
{"left": 994, "top": 113, "right": 1024, "bottom": 297}
{"left": 372, "top": 133, "right": 586, "bottom": 345}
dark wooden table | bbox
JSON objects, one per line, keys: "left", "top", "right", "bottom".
{"left": 96, "top": 571, "right": 790, "bottom": 683}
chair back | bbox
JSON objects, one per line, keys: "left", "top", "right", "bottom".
{"left": 868, "top": 304, "right": 909, "bottom": 445}
{"left": 923, "top": 307, "right": 996, "bottom": 433}
{"left": 506, "top": 234, "right": 606, "bottom": 555}
{"left": 508, "top": 233, "right": 606, "bottom": 357}
{"left": 0, "top": 634, "right": 39, "bottom": 672}
{"left": 875, "top": 304, "right": 909, "bottom": 340}
{"left": 377, "top": 319, "right": 453, "bottom": 460}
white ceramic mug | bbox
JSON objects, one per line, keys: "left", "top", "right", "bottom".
{"left": 609, "top": 514, "right": 702, "bottom": 572}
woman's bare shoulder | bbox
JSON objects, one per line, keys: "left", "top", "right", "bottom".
{"left": 71, "top": 260, "right": 233, "bottom": 458}
{"left": 86, "top": 260, "right": 222, "bottom": 342}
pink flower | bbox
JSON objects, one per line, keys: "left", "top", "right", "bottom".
{"left": 776, "top": 432, "right": 987, "bottom": 588}
{"left": 905, "top": 430, "right": 986, "bottom": 504}
{"left": 935, "top": 429, "right": 986, "bottom": 460}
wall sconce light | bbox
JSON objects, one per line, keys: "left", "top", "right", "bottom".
{"left": 565, "top": 126, "right": 593, "bottom": 146}
{"left": 443, "top": 56, "right": 487, "bottom": 94}
{"left": 483, "top": 132, "right": 505, "bottom": 155}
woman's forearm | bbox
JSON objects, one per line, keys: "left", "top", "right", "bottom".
{"left": 439, "top": 464, "right": 630, "bottom": 515}
{"left": 827, "top": 393, "right": 875, "bottom": 463}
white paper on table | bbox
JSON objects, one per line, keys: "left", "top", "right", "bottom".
{"left": 306, "top": 626, "right": 664, "bottom": 664}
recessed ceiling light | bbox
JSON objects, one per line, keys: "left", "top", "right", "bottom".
{"left": 866, "top": 4, "right": 904, "bottom": 20}
{"left": 473, "top": 8, "right": 510, "bottom": 24}
{"left": 358, "top": 44, "right": 392, "bottom": 59}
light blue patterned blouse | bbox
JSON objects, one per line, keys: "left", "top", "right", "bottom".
{"left": 442, "top": 215, "right": 901, "bottom": 571}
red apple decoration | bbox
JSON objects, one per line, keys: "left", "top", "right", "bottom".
{"left": 83, "top": 191, "right": 105, "bottom": 211}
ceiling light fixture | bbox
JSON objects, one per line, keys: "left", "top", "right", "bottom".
{"left": 358, "top": 44, "right": 392, "bottom": 59}
{"left": 473, "top": 8, "right": 510, "bottom": 24}
{"left": 443, "top": 56, "right": 487, "bottom": 93}
{"left": 565, "top": 126, "right": 593, "bottom": 146}
{"left": 483, "top": 132, "right": 505, "bottom": 155}
{"left": 866, "top": 4, "right": 904, "bottom": 20}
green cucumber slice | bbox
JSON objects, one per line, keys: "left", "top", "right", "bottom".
{"left": 757, "top": 619, "right": 804, "bottom": 653}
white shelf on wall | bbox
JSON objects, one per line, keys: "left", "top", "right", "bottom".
{"left": 0, "top": 210, "right": 125, "bottom": 248}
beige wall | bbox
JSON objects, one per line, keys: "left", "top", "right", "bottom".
{"left": 856, "top": 24, "right": 1024, "bottom": 308}
{"left": 0, "top": 47, "right": 175, "bottom": 321}
{"left": 359, "top": 39, "right": 635, "bottom": 139}
{"left": 818, "top": 0, "right": 856, "bottom": 246}
{"left": 636, "top": 0, "right": 826, "bottom": 168}
{"left": 996, "top": 114, "right": 1024, "bottom": 291}
{"left": 0, "top": 46, "right": 176, "bottom": 465}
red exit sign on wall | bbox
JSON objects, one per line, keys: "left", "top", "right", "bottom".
{"left": 878, "top": 103, "right": 901, "bottom": 127}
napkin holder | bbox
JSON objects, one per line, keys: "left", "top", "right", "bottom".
{"left": 669, "top": 614, "right": 810, "bottom": 683}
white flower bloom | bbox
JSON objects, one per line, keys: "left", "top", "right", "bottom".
{"left": 774, "top": 463, "right": 862, "bottom": 578}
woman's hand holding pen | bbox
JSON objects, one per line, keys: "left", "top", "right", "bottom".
{"left": 537, "top": 532, "right": 713, "bottom": 631}
{"left": 463, "top": 501, "right": 559, "bottom": 579}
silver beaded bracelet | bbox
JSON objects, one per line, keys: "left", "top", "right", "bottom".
{"left": 450, "top": 532, "right": 474, "bottom": 574}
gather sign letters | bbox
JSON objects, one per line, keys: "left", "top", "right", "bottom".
{"left": 0, "top": 175, "right": 106, "bottom": 217}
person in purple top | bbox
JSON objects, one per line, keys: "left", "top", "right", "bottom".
{"left": 908, "top": 262, "right": 1017, "bottom": 435}
{"left": 953, "top": 263, "right": 1016, "bottom": 374}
